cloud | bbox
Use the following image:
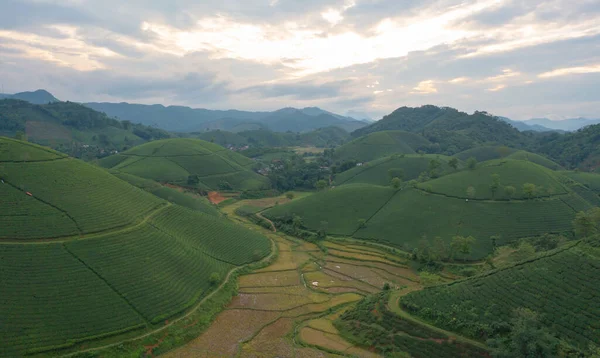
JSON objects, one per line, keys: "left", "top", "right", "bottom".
{"left": 487, "top": 84, "right": 506, "bottom": 92}
{"left": 411, "top": 80, "right": 438, "bottom": 94}
{"left": 538, "top": 64, "right": 600, "bottom": 78}
{"left": 238, "top": 79, "right": 352, "bottom": 100}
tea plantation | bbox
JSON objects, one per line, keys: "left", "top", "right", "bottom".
{"left": 401, "top": 239, "right": 600, "bottom": 352}
{"left": 99, "top": 138, "right": 270, "bottom": 191}
{"left": 333, "top": 130, "right": 431, "bottom": 162}
{"left": 0, "top": 137, "right": 271, "bottom": 356}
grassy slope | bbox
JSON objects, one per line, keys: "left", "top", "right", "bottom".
{"left": 333, "top": 131, "right": 431, "bottom": 162}
{"left": 264, "top": 184, "right": 396, "bottom": 235}
{"left": 401, "top": 239, "right": 600, "bottom": 352}
{"left": 99, "top": 138, "right": 269, "bottom": 191}
{"left": 335, "top": 154, "right": 457, "bottom": 186}
{"left": 110, "top": 171, "right": 219, "bottom": 216}
{"left": 0, "top": 138, "right": 270, "bottom": 356}
{"left": 418, "top": 159, "right": 568, "bottom": 200}
{"left": 454, "top": 146, "right": 561, "bottom": 170}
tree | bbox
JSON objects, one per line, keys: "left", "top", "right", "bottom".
{"left": 523, "top": 183, "right": 537, "bottom": 199}
{"left": 209, "top": 272, "right": 221, "bottom": 285}
{"left": 315, "top": 179, "right": 328, "bottom": 191}
{"left": 573, "top": 209, "right": 600, "bottom": 238}
{"left": 391, "top": 177, "right": 402, "bottom": 189}
{"left": 467, "top": 157, "right": 478, "bottom": 170}
{"left": 292, "top": 215, "right": 303, "bottom": 234}
{"left": 122, "top": 120, "right": 132, "bottom": 130}
{"left": 451, "top": 235, "right": 476, "bottom": 260}
{"left": 317, "top": 221, "right": 329, "bottom": 239}
{"left": 466, "top": 186, "right": 477, "bottom": 199}
{"left": 429, "top": 158, "right": 441, "bottom": 178}
{"left": 357, "top": 219, "right": 367, "bottom": 229}
{"left": 504, "top": 185, "right": 516, "bottom": 200}
{"left": 388, "top": 168, "right": 405, "bottom": 181}
{"left": 487, "top": 308, "right": 559, "bottom": 358}
{"left": 490, "top": 174, "right": 501, "bottom": 199}
{"left": 285, "top": 192, "right": 295, "bottom": 200}
{"left": 448, "top": 157, "right": 459, "bottom": 171}
{"left": 187, "top": 174, "right": 200, "bottom": 186}
{"left": 490, "top": 235, "right": 501, "bottom": 250}
{"left": 218, "top": 181, "right": 233, "bottom": 190}
{"left": 383, "top": 283, "right": 391, "bottom": 291}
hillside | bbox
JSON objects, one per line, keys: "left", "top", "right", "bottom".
{"left": 0, "top": 89, "right": 60, "bottom": 104}
{"left": 335, "top": 154, "right": 458, "bottom": 186}
{"left": 264, "top": 178, "right": 586, "bottom": 259}
{"left": 352, "top": 106, "right": 528, "bottom": 154}
{"left": 99, "top": 138, "right": 270, "bottom": 191}
{"left": 535, "top": 123, "right": 600, "bottom": 171}
{"left": 85, "top": 102, "right": 365, "bottom": 133}
{"left": 0, "top": 99, "right": 169, "bottom": 159}
{"left": 0, "top": 137, "right": 271, "bottom": 356}
{"left": 401, "top": 239, "right": 600, "bottom": 353}
{"left": 454, "top": 146, "right": 562, "bottom": 170}
{"left": 418, "top": 159, "right": 567, "bottom": 200}
{"left": 333, "top": 130, "right": 431, "bottom": 162}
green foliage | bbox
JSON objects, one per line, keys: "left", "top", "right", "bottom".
{"left": 315, "top": 179, "right": 328, "bottom": 191}
{"left": 467, "top": 157, "right": 478, "bottom": 170}
{"left": 490, "top": 174, "right": 501, "bottom": 198}
{"left": 572, "top": 208, "right": 600, "bottom": 238}
{"left": 535, "top": 123, "right": 600, "bottom": 170}
{"left": 187, "top": 174, "right": 200, "bottom": 186}
{"left": 450, "top": 235, "right": 476, "bottom": 260}
{"left": 401, "top": 242, "right": 600, "bottom": 352}
{"left": 466, "top": 186, "right": 477, "bottom": 199}
{"left": 504, "top": 185, "right": 516, "bottom": 199}
{"left": 358, "top": 218, "right": 367, "bottom": 229}
{"left": 391, "top": 177, "right": 402, "bottom": 189}
{"left": 448, "top": 157, "right": 459, "bottom": 170}
{"left": 522, "top": 183, "right": 537, "bottom": 199}
{"left": 209, "top": 272, "right": 221, "bottom": 285}
{"left": 285, "top": 192, "right": 295, "bottom": 200}
{"left": 487, "top": 308, "right": 560, "bottom": 358}
{"left": 334, "top": 293, "right": 488, "bottom": 357}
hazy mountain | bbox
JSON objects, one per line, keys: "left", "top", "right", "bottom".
{"left": 0, "top": 89, "right": 59, "bottom": 104}
{"left": 524, "top": 117, "right": 600, "bottom": 131}
{"left": 498, "top": 116, "right": 558, "bottom": 132}
{"left": 346, "top": 110, "right": 374, "bottom": 123}
{"left": 85, "top": 102, "right": 365, "bottom": 133}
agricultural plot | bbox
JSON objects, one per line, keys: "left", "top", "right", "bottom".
{"left": 0, "top": 136, "right": 66, "bottom": 162}
{"left": 506, "top": 150, "right": 563, "bottom": 170}
{"left": 401, "top": 240, "right": 600, "bottom": 352}
{"left": 563, "top": 171, "right": 600, "bottom": 192}
{"left": 454, "top": 145, "right": 517, "bottom": 162}
{"left": 112, "top": 171, "right": 219, "bottom": 216}
{"left": 335, "top": 154, "right": 456, "bottom": 186}
{"left": 356, "top": 189, "right": 575, "bottom": 259}
{"left": 333, "top": 130, "right": 431, "bottom": 162}
{"left": 0, "top": 244, "right": 145, "bottom": 356}
{"left": 264, "top": 184, "right": 396, "bottom": 235}
{"left": 419, "top": 159, "right": 567, "bottom": 200}
{"left": 0, "top": 159, "right": 163, "bottom": 239}
{"left": 101, "top": 138, "right": 270, "bottom": 191}
{"left": 335, "top": 293, "right": 489, "bottom": 358}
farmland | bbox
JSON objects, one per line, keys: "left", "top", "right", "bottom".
{"left": 401, "top": 239, "right": 600, "bottom": 352}
{"left": 0, "top": 137, "right": 271, "bottom": 356}
{"left": 333, "top": 130, "right": 431, "bottom": 162}
{"left": 99, "top": 138, "right": 270, "bottom": 191}
{"left": 164, "top": 196, "right": 429, "bottom": 357}
{"left": 265, "top": 185, "right": 579, "bottom": 259}
{"left": 335, "top": 154, "right": 457, "bottom": 186}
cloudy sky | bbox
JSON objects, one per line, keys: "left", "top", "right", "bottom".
{"left": 1, "top": 0, "right": 599, "bottom": 120}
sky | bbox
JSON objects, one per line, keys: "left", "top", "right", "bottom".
{"left": 1, "top": 0, "right": 599, "bottom": 120}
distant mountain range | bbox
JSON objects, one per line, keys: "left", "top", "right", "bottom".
{"left": 84, "top": 102, "right": 367, "bottom": 133}
{"left": 498, "top": 117, "right": 559, "bottom": 132}
{"left": 524, "top": 117, "right": 600, "bottom": 131}
{"left": 0, "top": 89, "right": 59, "bottom": 104}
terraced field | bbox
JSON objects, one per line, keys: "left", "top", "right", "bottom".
{"left": 0, "top": 137, "right": 270, "bottom": 356}
{"left": 335, "top": 154, "right": 458, "bottom": 186}
{"left": 164, "top": 197, "right": 422, "bottom": 357}
{"left": 401, "top": 239, "right": 600, "bottom": 352}
{"left": 99, "top": 138, "right": 270, "bottom": 191}
{"left": 333, "top": 130, "right": 431, "bottom": 162}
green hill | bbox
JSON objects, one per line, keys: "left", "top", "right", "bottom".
{"left": 536, "top": 123, "right": 600, "bottom": 170}
{"left": 99, "top": 138, "right": 270, "bottom": 191}
{"left": 454, "top": 146, "right": 562, "bottom": 170}
{"left": 335, "top": 154, "right": 458, "bottom": 186}
{"left": 401, "top": 239, "right": 600, "bottom": 353}
{"left": 333, "top": 131, "right": 431, "bottom": 163}
{"left": 418, "top": 159, "right": 567, "bottom": 200}
{"left": 0, "top": 137, "right": 270, "bottom": 356}
{"left": 264, "top": 183, "right": 581, "bottom": 259}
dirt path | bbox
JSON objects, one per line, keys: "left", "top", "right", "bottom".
{"left": 256, "top": 212, "right": 277, "bottom": 232}
{"left": 208, "top": 191, "right": 228, "bottom": 204}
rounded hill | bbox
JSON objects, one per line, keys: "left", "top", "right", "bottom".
{"left": 335, "top": 154, "right": 458, "bottom": 186}
{"left": 333, "top": 131, "right": 431, "bottom": 163}
{"left": 99, "top": 138, "right": 270, "bottom": 191}
{"left": 455, "top": 146, "right": 562, "bottom": 170}
{"left": 418, "top": 159, "right": 567, "bottom": 200}
{"left": 0, "top": 137, "right": 271, "bottom": 356}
